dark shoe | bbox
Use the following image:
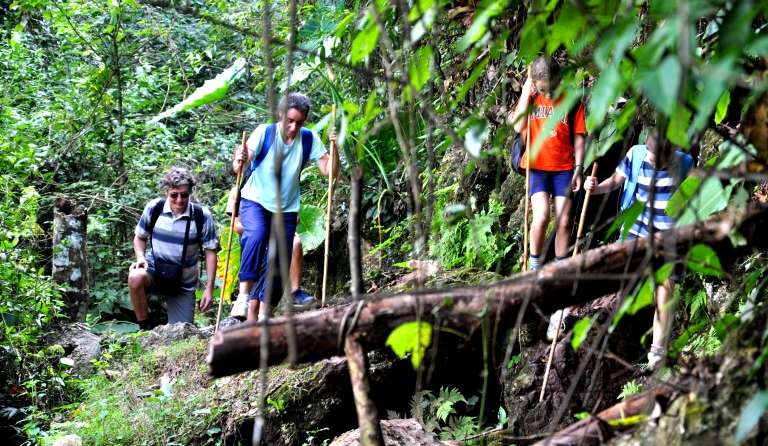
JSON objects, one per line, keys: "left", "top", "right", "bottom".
{"left": 292, "top": 289, "right": 317, "bottom": 309}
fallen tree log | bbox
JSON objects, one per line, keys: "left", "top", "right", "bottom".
{"left": 209, "top": 205, "right": 768, "bottom": 377}
{"left": 531, "top": 385, "right": 675, "bottom": 446}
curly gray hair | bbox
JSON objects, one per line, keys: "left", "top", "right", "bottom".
{"left": 160, "top": 166, "right": 196, "bottom": 191}
{"left": 278, "top": 92, "right": 311, "bottom": 119}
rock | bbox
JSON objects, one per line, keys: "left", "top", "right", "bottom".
{"left": 217, "top": 316, "right": 243, "bottom": 329}
{"left": 140, "top": 322, "right": 207, "bottom": 349}
{"left": 330, "top": 418, "right": 456, "bottom": 446}
{"left": 52, "top": 434, "right": 82, "bottom": 446}
{"left": 49, "top": 323, "right": 102, "bottom": 374}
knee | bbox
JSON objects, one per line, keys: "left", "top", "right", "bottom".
{"left": 127, "top": 269, "right": 148, "bottom": 290}
{"left": 532, "top": 212, "right": 549, "bottom": 228}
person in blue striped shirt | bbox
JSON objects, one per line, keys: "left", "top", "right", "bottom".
{"left": 128, "top": 167, "right": 220, "bottom": 329}
{"left": 584, "top": 128, "right": 693, "bottom": 368}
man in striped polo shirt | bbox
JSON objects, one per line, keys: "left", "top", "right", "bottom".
{"left": 128, "top": 167, "right": 220, "bottom": 329}
{"left": 585, "top": 128, "right": 693, "bottom": 367}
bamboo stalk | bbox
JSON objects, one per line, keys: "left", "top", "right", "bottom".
{"left": 215, "top": 131, "right": 247, "bottom": 333}
{"left": 539, "top": 163, "right": 598, "bottom": 402}
{"left": 321, "top": 103, "right": 337, "bottom": 307}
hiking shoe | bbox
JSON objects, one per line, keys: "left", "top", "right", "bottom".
{"left": 292, "top": 289, "right": 317, "bottom": 309}
{"left": 546, "top": 308, "right": 570, "bottom": 341}
{"left": 230, "top": 293, "right": 249, "bottom": 319}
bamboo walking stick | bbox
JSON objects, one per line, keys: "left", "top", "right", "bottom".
{"left": 523, "top": 113, "right": 531, "bottom": 272}
{"left": 321, "top": 104, "right": 337, "bottom": 307}
{"left": 539, "top": 163, "right": 599, "bottom": 401}
{"left": 215, "top": 131, "right": 247, "bottom": 333}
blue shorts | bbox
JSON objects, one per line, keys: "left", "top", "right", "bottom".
{"left": 529, "top": 170, "right": 572, "bottom": 197}
{"left": 238, "top": 199, "right": 298, "bottom": 307}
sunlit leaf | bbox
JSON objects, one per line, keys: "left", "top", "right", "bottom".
{"left": 386, "top": 321, "right": 432, "bottom": 369}
{"left": 605, "top": 200, "right": 644, "bottom": 241}
{"left": 150, "top": 57, "right": 246, "bottom": 123}
{"left": 687, "top": 244, "right": 723, "bottom": 278}
{"left": 350, "top": 17, "right": 380, "bottom": 64}
{"left": 715, "top": 90, "right": 731, "bottom": 124}
{"left": 571, "top": 317, "right": 594, "bottom": 351}
{"left": 667, "top": 104, "right": 692, "bottom": 148}
{"left": 666, "top": 176, "right": 701, "bottom": 218}
{"left": 674, "top": 177, "right": 728, "bottom": 227}
{"left": 297, "top": 204, "right": 325, "bottom": 254}
{"left": 463, "top": 121, "right": 488, "bottom": 159}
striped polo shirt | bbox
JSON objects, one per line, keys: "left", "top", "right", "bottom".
{"left": 135, "top": 198, "right": 220, "bottom": 291}
{"left": 617, "top": 154, "right": 677, "bottom": 239}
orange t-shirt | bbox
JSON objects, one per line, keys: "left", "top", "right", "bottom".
{"left": 520, "top": 95, "right": 587, "bottom": 171}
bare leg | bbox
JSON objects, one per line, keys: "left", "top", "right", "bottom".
{"left": 529, "top": 192, "right": 551, "bottom": 258}
{"left": 128, "top": 268, "right": 152, "bottom": 321}
{"left": 553, "top": 195, "right": 573, "bottom": 258}
{"left": 290, "top": 235, "right": 303, "bottom": 292}
{"left": 247, "top": 299, "right": 260, "bottom": 322}
{"left": 652, "top": 279, "right": 675, "bottom": 351}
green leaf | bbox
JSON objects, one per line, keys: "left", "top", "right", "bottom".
{"left": 571, "top": 317, "right": 594, "bottom": 352}
{"left": 408, "top": 45, "right": 433, "bottom": 91}
{"left": 666, "top": 104, "right": 692, "bottom": 148}
{"left": 687, "top": 244, "right": 723, "bottom": 278}
{"left": 463, "top": 121, "right": 488, "bottom": 159}
{"left": 458, "top": 0, "right": 509, "bottom": 51}
{"left": 297, "top": 204, "right": 325, "bottom": 254}
{"left": 386, "top": 321, "right": 432, "bottom": 369}
{"left": 546, "top": 1, "right": 587, "bottom": 54}
{"left": 747, "top": 36, "right": 768, "bottom": 57}
{"left": 518, "top": 16, "right": 546, "bottom": 62}
{"left": 150, "top": 57, "right": 246, "bottom": 123}
{"left": 628, "top": 264, "right": 673, "bottom": 315}
{"left": 452, "top": 56, "right": 489, "bottom": 107}
{"left": 350, "top": 17, "right": 380, "bottom": 64}
{"left": 587, "top": 65, "right": 624, "bottom": 130}
{"left": 674, "top": 177, "right": 728, "bottom": 227}
{"left": 666, "top": 176, "right": 700, "bottom": 218}
{"left": 217, "top": 226, "right": 241, "bottom": 300}
{"left": 735, "top": 391, "right": 768, "bottom": 442}
{"left": 605, "top": 200, "right": 644, "bottom": 241}
{"left": 714, "top": 90, "right": 731, "bottom": 124}
{"left": 639, "top": 55, "right": 680, "bottom": 115}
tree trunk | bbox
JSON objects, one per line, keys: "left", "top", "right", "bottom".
{"left": 52, "top": 198, "right": 90, "bottom": 322}
{"left": 208, "top": 205, "right": 768, "bottom": 377}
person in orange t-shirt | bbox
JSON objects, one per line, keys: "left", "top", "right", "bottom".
{"left": 508, "top": 56, "right": 586, "bottom": 338}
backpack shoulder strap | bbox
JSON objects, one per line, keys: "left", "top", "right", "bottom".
{"left": 147, "top": 198, "right": 166, "bottom": 236}
{"left": 192, "top": 203, "right": 204, "bottom": 245}
{"left": 620, "top": 145, "right": 647, "bottom": 211}
{"left": 300, "top": 128, "right": 313, "bottom": 170}
{"left": 676, "top": 150, "right": 694, "bottom": 178}
{"left": 252, "top": 123, "right": 277, "bottom": 169}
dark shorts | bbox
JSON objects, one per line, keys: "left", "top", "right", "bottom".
{"left": 145, "top": 265, "right": 196, "bottom": 324}
{"left": 529, "top": 170, "right": 572, "bottom": 197}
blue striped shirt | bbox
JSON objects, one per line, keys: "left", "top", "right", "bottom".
{"left": 617, "top": 153, "right": 677, "bottom": 239}
{"left": 135, "top": 198, "right": 220, "bottom": 290}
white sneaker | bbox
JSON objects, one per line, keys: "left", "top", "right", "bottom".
{"left": 546, "top": 308, "right": 570, "bottom": 341}
{"left": 647, "top": 345, "right": 666, "bottom": 369}
{"left": 230, "top": 293, "right": 249, "bottom": 319}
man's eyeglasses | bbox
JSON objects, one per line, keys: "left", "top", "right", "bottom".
{"left": 169, "top": 192, "right": 190, "bottom": 199}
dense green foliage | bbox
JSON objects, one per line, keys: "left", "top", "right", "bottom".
{"left": 2, "top": 0, "right": 767, "bottom": 443}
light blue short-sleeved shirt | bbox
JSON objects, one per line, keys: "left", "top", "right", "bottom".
{"left": 240, "top": 123, "right": 326, "bottom": 213}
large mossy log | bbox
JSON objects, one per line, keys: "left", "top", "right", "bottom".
{"left": 209, "top": 205, "right": 768, "bottom": 377}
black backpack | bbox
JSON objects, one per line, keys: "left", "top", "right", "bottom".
{"left": 510, "top": 102, "right": 581, "bottom": 174}
{"left": 147, "top": 199, "right": 205, "bottom": 248}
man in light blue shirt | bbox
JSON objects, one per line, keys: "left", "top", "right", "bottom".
{"left": 232, "top": 93, "right": 339, "bottom": 321}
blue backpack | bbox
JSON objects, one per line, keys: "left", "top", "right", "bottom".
{"left": 619, "top": 145, "right": 693, "bottom": 212}
{"left": 234, "top": 123, "right": 313, "bottom": 215}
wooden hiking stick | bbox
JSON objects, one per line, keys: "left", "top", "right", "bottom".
{"left": 523, "top": 111, "right": 531, "bottom": 272}
{"left": 215, "top": 131, "right": 247, "bottom": 333}
{"left": 539, "top": 163, "right": 599, "bottom": 402}
{"left": 321, "top": 104, "right": 337, "bottom": 307}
